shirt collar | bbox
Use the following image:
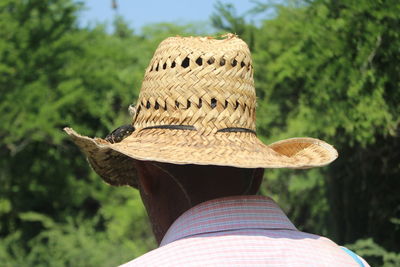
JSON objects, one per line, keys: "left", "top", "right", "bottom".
{"left": 160, "top": 195, "right": 297, "bottom": 246}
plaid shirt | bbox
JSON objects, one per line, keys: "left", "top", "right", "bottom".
{"left": 121, "top": 195, "right": 369, "bottom": 266}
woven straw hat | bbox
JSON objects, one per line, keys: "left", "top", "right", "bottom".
{"left": 64, "top": 34, "right": 338, "bottom": 188}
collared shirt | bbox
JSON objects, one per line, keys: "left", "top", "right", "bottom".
{"left": 121, "top": 195, "right": 369, "bottom": 266}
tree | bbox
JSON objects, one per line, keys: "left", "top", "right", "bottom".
{"left": 0, "top": 1, "right": 155, "bottom": 265}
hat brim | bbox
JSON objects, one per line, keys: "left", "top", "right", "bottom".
{"left": 64, "top": 127, "right": 338, "bottom": 187}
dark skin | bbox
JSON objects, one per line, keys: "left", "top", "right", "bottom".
{"left": 134, "top": 160, "right": 264, "bottom": 244}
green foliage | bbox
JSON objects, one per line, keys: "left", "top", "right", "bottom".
{"left": 253, "top": 0, "right": 399, "bottom": 146}
{"left": 1, "top": 198, "right": 152, "bottom": 267}
{"left": 211, "top": 1, "right": 256, "bottom": 50}
{"left": 260, "top": 168, "right": 330, "bottom": 235}
{"left": 0, "top": 0, "right": 156, "bottom": 265}
{"left": 347, "top": 238, "right": 400, "bottom": 267}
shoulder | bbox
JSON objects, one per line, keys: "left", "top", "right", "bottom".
{"left": 120, "top": 231, "right": 370, "bottom": 266}
{"left": 118, "top": 238, "right": 199, "bottom": 266}
{"left": 294, "top": 231, "right": 370, "bottom": 267}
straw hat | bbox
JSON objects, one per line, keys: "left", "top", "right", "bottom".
{"left": 64, "top": 34, "right": 338, "bottom": 188}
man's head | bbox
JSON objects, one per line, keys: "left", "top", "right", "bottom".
{"left": 134, "top": 160, "right": 264, "bottom": 243}
{"left": 65, "top": 34, "right": 338, "bottom": 243}
{"left": 66, "top": 34, "right": 337, "bottom": 190}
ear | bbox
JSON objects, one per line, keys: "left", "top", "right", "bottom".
{"left": 249, "top": 168, "right": 264, "bottom": 194}
{"left": 134, "top": 161, "right": 155, "bottom": 195}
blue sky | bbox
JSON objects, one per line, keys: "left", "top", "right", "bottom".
{"left": 78, "top": 0, "right": 265, "bottom": 32}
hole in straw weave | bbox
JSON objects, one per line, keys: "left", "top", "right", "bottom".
{"left": 175, "top": 101, "right": 180, "bottom": 108}
{"left": 235, "top": 101, "right": 239, "bottom": 110}
{"left": 181, "top": 57, "right": 190, "bottom": 68}
{"left": 163, "top": 63, "right": 167, "bottom": 70}
{"left": 198, "top": 98, "right": 202, "bottom": 108}
{"left": 187, "top": 100, "right": 191, "bottom": 108}
{"left": 240, "top": 61, "right": 246, "bottom": 68}
{"left": 154, "top": 102, "right": 160, "bottom": 110}
{"left": 207, "top": 57, "right": 215, "bottom": 64}
{"left": 195, "top": 57, "right": 203, "bottom": 66}
{"left": 224, "top": 100, "right": 229, "bottom": 109}
{"left": 211, "top": 98, "right": 217, "bottom": 109}
{"left": 146, "top": 101, "right": 151, "bottom": 109}
{"left": 231, "top": 59, "right": 238, "bottom": 67}
{"left": 155, "top": 63, "right": 159, "bottom": 71}
{"left": 220, "top": 58, "right": 226, "bottom": 66}
{"left": 171, "top": 61, "right": 176, "bottom": 68}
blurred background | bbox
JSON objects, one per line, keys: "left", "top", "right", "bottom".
{"left": 0, "top": 0, "right": 399, "bottom": 266}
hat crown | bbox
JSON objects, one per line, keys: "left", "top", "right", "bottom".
{"left": 134, "top": 34, "right": 256, "bottom": 134}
